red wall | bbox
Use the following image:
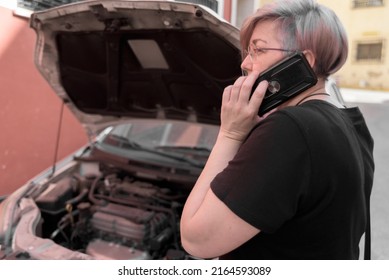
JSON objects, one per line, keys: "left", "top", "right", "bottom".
{"left": 0, "top": 7, "right": 88, "bottom": 196}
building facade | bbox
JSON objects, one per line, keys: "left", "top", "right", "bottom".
{"left": 175, "top": 0, "right": 389, "bottom": 90}
{"left": 318, "top": 0, "right": 389, "bottom": 90}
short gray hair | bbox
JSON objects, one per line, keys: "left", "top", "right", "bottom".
{"left": 240, "top": 0, "right": 348, "bottom": 77}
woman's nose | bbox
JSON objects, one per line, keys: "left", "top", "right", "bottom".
{"left": 241, "top": 56, "right": 252, "bottom": 76}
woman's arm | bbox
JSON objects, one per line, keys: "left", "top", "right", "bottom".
{"left": 180, "top": 72, "right": 268, "bottom": 258}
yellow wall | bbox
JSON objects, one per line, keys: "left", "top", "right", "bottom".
{"left": 259, "top": 0, "right": 274, "bottom": 5}
{"left": 318, "top": 0, "right": 389, "bottom": 90}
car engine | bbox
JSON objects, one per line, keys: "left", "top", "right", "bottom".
{"left": 33, "top": 161, "right": 192, "bottom": 260}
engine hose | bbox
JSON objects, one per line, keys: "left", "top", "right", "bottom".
{"left": 65, "top": 188, "right": 89, "bottom": 206}
{"left": 88, "top": 175, "right": 108, "bottom": 206}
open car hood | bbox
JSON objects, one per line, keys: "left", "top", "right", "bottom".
{"left": 30, "top": 0, "right": 242, "bottom": 135}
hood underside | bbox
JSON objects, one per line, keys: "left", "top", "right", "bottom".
{"left": 30, "top": 0, "right": 242, "bottom": 134}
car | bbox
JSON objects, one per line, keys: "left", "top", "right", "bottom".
{"left": 0, "top": 0, "right": 241, "bottom": 260}
{"left": 0, "top": 0, "right": 346, "bottom": 260}
{"left": 326, "top": 77, "right": 346, "bottom": 106}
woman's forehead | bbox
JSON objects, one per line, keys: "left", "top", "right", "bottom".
{"left": 250, "top": 21, "right": 282, "bottom": 46}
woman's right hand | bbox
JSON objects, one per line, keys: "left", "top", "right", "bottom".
{"left": 219, "top": 72, "right": 269, "bottom": 142}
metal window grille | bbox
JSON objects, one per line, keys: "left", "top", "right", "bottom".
{"left": 17, "top": 0, "right": 82, "bottom": 11}
{"left": 356, "top": 41, "right": 383, "bottom": 61}
{"left": 353, "top": 0, "right": 384, "bottom": 8}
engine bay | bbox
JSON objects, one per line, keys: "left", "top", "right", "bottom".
{"left": 32, "top": 160, "right": 193, "bottom": 260}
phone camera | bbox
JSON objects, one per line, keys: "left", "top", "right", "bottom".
{"left": 268, "top": 80, "right": 281, "bottom": 94}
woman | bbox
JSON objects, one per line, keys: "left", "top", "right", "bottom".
{"left": 180, "top": 0, "right": 374, "bottom": 259}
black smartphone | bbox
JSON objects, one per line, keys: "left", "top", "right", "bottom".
{"left": 251, "top": 52, "right": 318, "bottom": 116}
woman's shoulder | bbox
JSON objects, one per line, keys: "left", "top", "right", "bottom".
{"left": 250, "top": 102, "right": 339, "bottom": 140}
{"left": 271, "top": 101, "right": 342, "bottom": 125}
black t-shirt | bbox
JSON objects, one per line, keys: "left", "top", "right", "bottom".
{"left": 211, "top": 101, "right": 374, "bottom": 260}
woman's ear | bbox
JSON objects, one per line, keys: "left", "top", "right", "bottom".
{"left": 302, "top": 50, "right": 316, "bottom": 68}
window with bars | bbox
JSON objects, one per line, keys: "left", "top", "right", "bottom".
{"left": 356, "top": 41, "right": 384, "bottom": 61}
{"left": 353, "top": 0, "right": 384, "bottom": 8}
{"left": 17, "top": 0, "right": 82, "bottom": 11}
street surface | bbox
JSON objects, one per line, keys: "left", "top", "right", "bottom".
{"left": 342, "top": 88, "right": 389, "bottom": 260}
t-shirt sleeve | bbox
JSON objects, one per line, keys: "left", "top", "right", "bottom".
{"left": 211, "top": 112, "right": 311, "bottom": 233}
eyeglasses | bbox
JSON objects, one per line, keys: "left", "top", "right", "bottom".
{"left": 244, "top": 46, "right": 298, "bottom": 63}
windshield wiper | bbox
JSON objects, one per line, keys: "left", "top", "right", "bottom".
{"left": 137, "top": 146, "right": 205, "bottom": 168}
{"left": 156, "top": 145, "right": 211, "bottom": 153}
{"left": 103, "top": 135, "right": 205, "bottom": 168}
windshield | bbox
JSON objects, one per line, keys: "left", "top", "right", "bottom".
{"left": 101, "top": 120, "right": 218, "bottom": 149}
